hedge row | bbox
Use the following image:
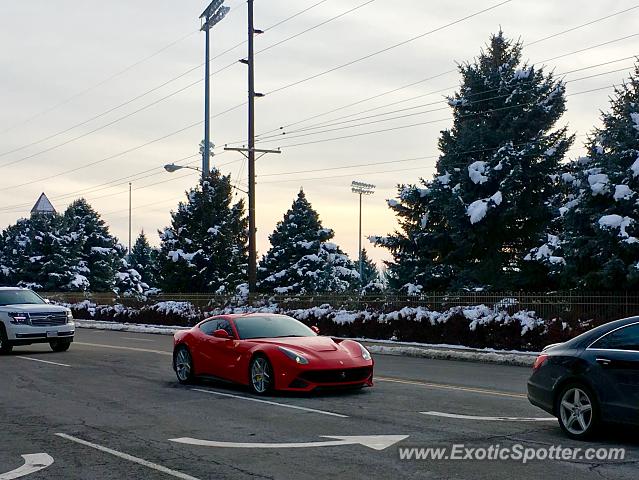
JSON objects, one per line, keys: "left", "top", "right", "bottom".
{"left": 67, "top": 300, "right": 608, "bottom": 351}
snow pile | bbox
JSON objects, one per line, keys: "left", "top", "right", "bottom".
{"left": 588, "top": 173, "right": 609, "bottom": 195}
{"left": 613, "top": 184, "right": 633, "bottom": 201}
{"left": 598, "top": 214, "right": 633, "bottom": 238}
{"left": 466, "top": 192, "right": 503, "bottom": 224}
{"left": 468, "top": 161, "right": 488, "bottom": 184}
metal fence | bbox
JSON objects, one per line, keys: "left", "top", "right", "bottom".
{"left": 39, "top": 291, "right": 639, "bottom": 321}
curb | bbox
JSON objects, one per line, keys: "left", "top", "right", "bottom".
{"left": 75, "top": 320, "right": 537, "bottom": 367}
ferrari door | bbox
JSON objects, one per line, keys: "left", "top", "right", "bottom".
{"left": 201, "top": 318, "right": 238, "bottom": 380}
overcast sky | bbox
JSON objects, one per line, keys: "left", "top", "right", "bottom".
{"left": 1, "top": 0, "right": 637, "bottom": 266}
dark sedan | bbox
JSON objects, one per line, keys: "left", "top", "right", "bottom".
{"left": 528, "top": 316, "right": 639, "bottom": 439}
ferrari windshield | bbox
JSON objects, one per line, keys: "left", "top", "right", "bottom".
{"left": 0, "top": 289, "right": 45, "bottom": 306}
{"left": 233, "top": 315, "right": 316, "bottom": 339}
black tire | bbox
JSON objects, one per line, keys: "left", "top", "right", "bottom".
{"left": 50, "top": 340, "right": 71, "bottom": 352}
{"left": 0, "top": 326, "right": 13, "bottom": 354}
{"left": 248, "top": 355, "right": 274, "bottom": 395}
{"left": 555, "top": 383, "right": 599, "bottom": 440}
{"left": 174, "top": 345, "right": 195, "bottom": 384}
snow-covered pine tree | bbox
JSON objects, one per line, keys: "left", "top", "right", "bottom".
{"left": 358, "top": 248, "right": 385, "bottom": 293}
{"left": 372, "top": 31, "right": 573, "bottom": 292}
{"left": 541, "top": 64, "right": 639, "bottom": 289}
{"left": 258, "top": 189, "right": 359, "bottom": 294}
{"left": 128, "top": 231, "right": 159, "bottom": 288}
{"left": 0, "top": 213, "right": 76, "bottom": 290}
{"left": 114, "top": 244, "right": 154, "bottom": 298}
{"left": 63, "top": 199, "right": 121, "bottom": 292}
{"left": 158, "top": 169, "right": 248, "bottom": 293}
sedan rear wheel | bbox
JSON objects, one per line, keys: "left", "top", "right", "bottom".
{"left": 557, "top": 384, "right": 598, "bottom": 439}
{"left": 249, "top": 355, "right": 273, "bottom": 395}
{"left": 174, "top": 346, "right": 194, "bottom": 384}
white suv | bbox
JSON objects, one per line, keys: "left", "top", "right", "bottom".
{"left": 0, "top": 287, "right": 75, "bottom": 354}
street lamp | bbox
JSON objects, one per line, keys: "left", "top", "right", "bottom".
{"left": 200, "top": 0, "right": 230, "bottom": 179}
{"left": 351, "top": 181, "right": 375, "bottom": 283}
{"left": 164, "top": 163, "right": 201, "bottom": 173}
{"left": 164, "top": 163, "right": 248, "bottom": 194}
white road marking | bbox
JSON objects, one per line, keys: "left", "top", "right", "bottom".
{"left": 55, "top": 433, "right": 200, "bottom": 480}
{"left": 376, "top": 376, "right": 527, "bottom": 399}
{"left": 122, "top": 337, "right": 155, "bottom": 342}
{"left": 421, "top": 411, "right": 556, "bottom": 422}
{"left": 0, "top": 454, "right": 53, "bottom": 480}
{"left": 16, "top": 356, "right": 71, "bottom": 367}
{"left": 170, "top": 435, "right": 409, "bottom": 451}
{"left": 74, "top": 342, "right": 171, "bottom": 356}
{"left": 191, "top": 388, "right": 348, "bottom": 418}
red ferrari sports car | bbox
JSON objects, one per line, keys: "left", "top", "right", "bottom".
{"left": 172, "top": 313, "right": 374, "bottom": 393}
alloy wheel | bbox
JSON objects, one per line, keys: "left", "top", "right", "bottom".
{"left": 175, "top": 348, "right": 192, "bottom": 382}
{"left": 559, "top": 387, "right": 593, "bottom": 436}
{"left": 251, "top": 357, "right": 272, "bottom": 393}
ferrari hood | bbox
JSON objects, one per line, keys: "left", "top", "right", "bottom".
{"left": 254, "top": 336, "right": 340, "bottom": 353}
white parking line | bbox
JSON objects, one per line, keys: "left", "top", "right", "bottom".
{"left": 55, "top": 433, "right": 201, "bottom": 480}
{"left": 421, "top": 411, "right": 556, "bottom": 422}
{"left": 16, "top": 356, "right": 71, "bottom": 367}
{"left": 191, "top": 388, "right": 349, "bottom": 418}
{"left": 376, "top": 376, "right": 527, "bottom": 399}
{"left": 74, "top": 342, "right": 171, "bottom": 356}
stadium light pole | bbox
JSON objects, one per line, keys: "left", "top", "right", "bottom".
{"left": 351, "top": 181, "right": 375, "bottom": 282}
{"left": 200, "top": 0, "right": 230, "bottom": 180}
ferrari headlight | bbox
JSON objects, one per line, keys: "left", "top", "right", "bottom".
{"left": 278, "top": 346, "right": 309, "bottom": 365}
{"left": 359, "top": 343, "right": 372, "bottom": 361}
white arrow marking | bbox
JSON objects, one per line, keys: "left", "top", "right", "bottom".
{"left": 421, "top": 411, "right": 556, "bottom": 422}
{"left": 0, "top": 454, "right": 53, "bottom": 480}
{"left": 170, "top": 435, "right": 408, "bottom": 451}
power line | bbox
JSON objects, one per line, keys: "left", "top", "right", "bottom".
{"left": 265, "top": 0, "right": 513, "bottom": 96}
{"left": 250, "top": 10, "right": 639, "bottom": 142}
{"left": 251, "top": 59, "right": 637, "bottom": 144}
{"left": 258, "top": 81, "right": 624, "bottom": 150}
{"left": 525, "top": 4, "right": 639, "bottom": 46}
{"left": 0, "top": 0, "right": 345, "bottom": 163}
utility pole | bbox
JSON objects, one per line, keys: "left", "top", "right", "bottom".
{"left": 226, "top": 0, "right": 280, "bottom": 297}
{"left": 351, "top": 181, "right": 375, "bottom": 281}
{"left": 128, "top": 182, "right": 132, "bottom": 257}
{"left": 247, "top": 0, "right": 257, "bottom": 294}
{"left": 200, "top": 0, "right": 230, "bottom": 179}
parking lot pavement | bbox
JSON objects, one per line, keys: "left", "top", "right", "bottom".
{"left": 1, "top": 329, "right": 638, "bottom": 479}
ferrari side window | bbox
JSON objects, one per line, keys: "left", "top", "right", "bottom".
{"left": 217, "top": 320, "right": 234, "bottom": 337}
{"left": 200, "top": 320, "right": 219, "bottom": 336}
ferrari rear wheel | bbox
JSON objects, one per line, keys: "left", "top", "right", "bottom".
{"left": 174, "top": 345, "right": 194, "bottom": 384}
{"left": 249, "top": 355, "right": 273, "bottom": 395}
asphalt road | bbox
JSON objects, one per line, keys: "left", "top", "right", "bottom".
{"left": 1, "top": 329, "right": 637, "bottom": 480}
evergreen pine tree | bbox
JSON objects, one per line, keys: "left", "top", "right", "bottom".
{"left": 258, "top": 189, "right": 359, "bottom": 294}
{"left": 539, "top": 64, "right": 639, "bottom": 289}
{"left": 359, "top": 248, "right": 384, "bottom": 293}
{"left": 63, "top": 199, "right": 121, "bottom": 292}
{"left": 158, "top": 169, "right": 248, "bottom": 293}
{"left": 373, "top": 31, "right": 573, "bottom": 291}
{"left": 0, "top": 213, "right": 76, "bottom": 290}
{"left": 129, "top": 231, "right": 159, "bottom": 288}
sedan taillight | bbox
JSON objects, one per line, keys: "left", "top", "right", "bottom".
{"left": 532, "top": 354, "right": 549, "bottom": 372}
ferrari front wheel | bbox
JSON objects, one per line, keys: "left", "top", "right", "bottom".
{"left": 249, "top": 355, "right": 273, "bottom": 395}
{"left": 174, "top": 345, "right": 195, "bottom": 384}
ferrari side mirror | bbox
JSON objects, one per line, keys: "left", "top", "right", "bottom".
{"left": 311, "top": 325, "right": 320, "bottom": 334}
{"left": 213, "top": 329, "right": 231, "bottom": 339}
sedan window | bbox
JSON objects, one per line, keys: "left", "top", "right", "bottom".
{"left": 590, "top": 324, "right": 639, "bottom": 351}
